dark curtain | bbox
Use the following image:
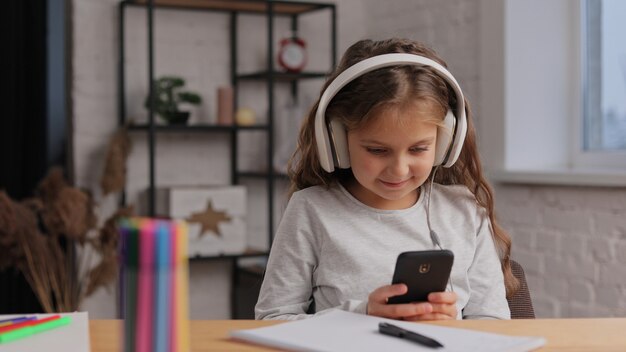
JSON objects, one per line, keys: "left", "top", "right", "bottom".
{"left": 0, "top": 0, "right": 48, "bottom": 200}
{"left": 0, "top": 0, "right": 48, "bottom": 314}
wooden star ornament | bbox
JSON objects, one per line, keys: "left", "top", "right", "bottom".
{"left": 186, "top": 201, "right": 232, "bottom": 237}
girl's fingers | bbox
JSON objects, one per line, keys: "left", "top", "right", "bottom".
{"left": 403, "top": 312, "right": 455, "bottom": 321}
{"left": 369, "top": 284, "right": 408, "bottom": 304}
{"left": 428, "top": 303, "right": 457, "bottom": 318}
{"left": 382, "top": 302, "right": 433, "bottom": 319}
{"left": 428, "top": 291, "right": 457, "bottom": 304}
{"left": 369, "top": 286, "right": 456, "bottom": 320}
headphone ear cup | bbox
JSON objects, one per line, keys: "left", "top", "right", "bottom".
{"left": 434, "top": 109, "right": 456, "bottom": 166}
{"left": 328, "top": 119, "right": 351, "bottom": 168}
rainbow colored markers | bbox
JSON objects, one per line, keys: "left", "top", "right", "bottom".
{"left": 0, "top": 315, "right": 71, "bottom": 344}
{"left": 118, "top": 218, "right": 189, "bottom": 352}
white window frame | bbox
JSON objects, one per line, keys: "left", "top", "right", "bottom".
{"left": 479, "top": 0, "right": 626, "bottom": 187}
{"left": 575, "top": 0, "right": 626, "bottom": 169}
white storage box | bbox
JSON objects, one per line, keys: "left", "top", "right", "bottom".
{"left": 155, "top": 186, "right": 247, "bottom": 256}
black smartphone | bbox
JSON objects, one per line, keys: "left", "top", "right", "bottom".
{"left": 387, "top": 250, "right": 454, "bottom": 304}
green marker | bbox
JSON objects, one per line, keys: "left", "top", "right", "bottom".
{"left": 0, "top": 316, "right": 72, "bottom": 344}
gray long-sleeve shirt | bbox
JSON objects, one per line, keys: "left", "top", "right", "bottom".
{"left": 255, "top": 183, "right": 510, "bottom": 320}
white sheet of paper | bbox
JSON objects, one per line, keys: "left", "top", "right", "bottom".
{"left": 230, "top": 310, "right": 545, "bottom": 352}
{"left": 0, "top": 312, "right": 90, "bottom": 352}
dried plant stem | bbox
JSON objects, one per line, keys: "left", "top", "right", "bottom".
{"left": 2, "top": 168, "right": 125, "bottom": 314}
{"left": 70, "top": 240, "right": 82, "bottom": 310}
{"left": 76, "top": 243, "right": 90, "bottom": 304}
{"left": 76, "top": 240, "right": 97, "bottom": 308}
{"left": 59, "top": 242, "right": 73, "bottom": 311}
{"left": 21, "top": 237, "right": 54, "bottom": 313}
{"left": 49, "top": 242, "right": 65, "bottom": 311}
{"left": 20, "top": 232, "right": 84, "bottom": 312}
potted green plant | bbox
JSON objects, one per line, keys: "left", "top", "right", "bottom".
{"left": 145, "top": 76, "right": 202, "bottom": 124}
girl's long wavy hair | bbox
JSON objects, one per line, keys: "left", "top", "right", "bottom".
{"left": 287, "top": 38, "right": 519, "bottom": 298}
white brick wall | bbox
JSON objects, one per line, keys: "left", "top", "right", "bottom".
{"left": 74, "top": 0, "right": 626, "bottom": 319}
{"left": 74, "top": 0, "right": 366, "bottom": 318}
{"left": 495, "top": 185, "right": 626, "bottom": 318}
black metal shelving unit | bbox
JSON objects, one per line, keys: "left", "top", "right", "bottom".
{"left": 118, "top": 0, "right": 336, "bottom": 318}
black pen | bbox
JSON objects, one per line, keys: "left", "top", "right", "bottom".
{"left": 378, "top": 322, "right": 444, "bottom": 348}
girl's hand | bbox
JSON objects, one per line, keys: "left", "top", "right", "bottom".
{"left": 367, "top": 284, "right": 434, "bottom": 319}
{"left": 367, "top": 284, "right": 457, "bottom": 321}
{"left": 403, "top": 292, "right": 458, "bottom": 321}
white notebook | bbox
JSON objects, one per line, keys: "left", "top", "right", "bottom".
{"left": 0, "top": 312, "right": 90, "bottom": 352}
{"left": 230, "top": 310, "right": 545, "bottom": 352}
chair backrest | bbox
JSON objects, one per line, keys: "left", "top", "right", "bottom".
{"left": 507, "top": 260, "right": 536, "bottom": 319}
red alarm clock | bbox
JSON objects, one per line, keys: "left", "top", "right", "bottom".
{"left": 277, "top": 35, "right": 307, "bottom": 72}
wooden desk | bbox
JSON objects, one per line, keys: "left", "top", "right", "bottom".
{"left": 90, "top": 318, "right": 626, "bottom": 351}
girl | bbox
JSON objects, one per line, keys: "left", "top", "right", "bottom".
{"left": 255, "top": 38, "right": 518, "bottom": 321}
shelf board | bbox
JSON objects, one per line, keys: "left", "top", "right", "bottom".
{"left": 128, "top": 124, "right": 233, "bottom": 132}
{"left": 237, "top": 71, "right": 328, "bottom": 81}
{"left": 189, "top": 248, "right": 268, "bottom": 261}
{"left": 238, "top": 171, "right": 289, "bottom": 179}
{"left": 127, "top": 123, "right": 269, "bottom": 131}
{"left": 235, "top": 124, "right": 270, "bottom": 131}
{"left": 127, "top": 0, "right": 334, "bottom": 15}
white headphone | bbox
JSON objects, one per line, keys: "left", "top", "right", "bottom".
{"left": 314, "top": 53, "right": 468, "bottom": 173}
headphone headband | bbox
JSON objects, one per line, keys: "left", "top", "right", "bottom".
{"left": 315, "top": 53, "right": 468, "bottom": 172}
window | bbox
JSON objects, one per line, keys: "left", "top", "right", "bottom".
{"left": 582, "top": 0, "right": 626, "bottom": 152}
{"left": 479, "top": 0, "right": 626, "bottom": 186}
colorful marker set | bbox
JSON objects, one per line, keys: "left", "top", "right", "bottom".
{"left": 118, "top": 218, "right": 190, "bottom": 352}
{"left": 0, "top": 315, "right": 71, "bottom": 344}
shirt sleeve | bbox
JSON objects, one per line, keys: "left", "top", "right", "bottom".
{"left": 462, "top": 206, "right": 511, "bottom": 320}
{"left": 255, "top": 192, "right": 369, "bottom": 320}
